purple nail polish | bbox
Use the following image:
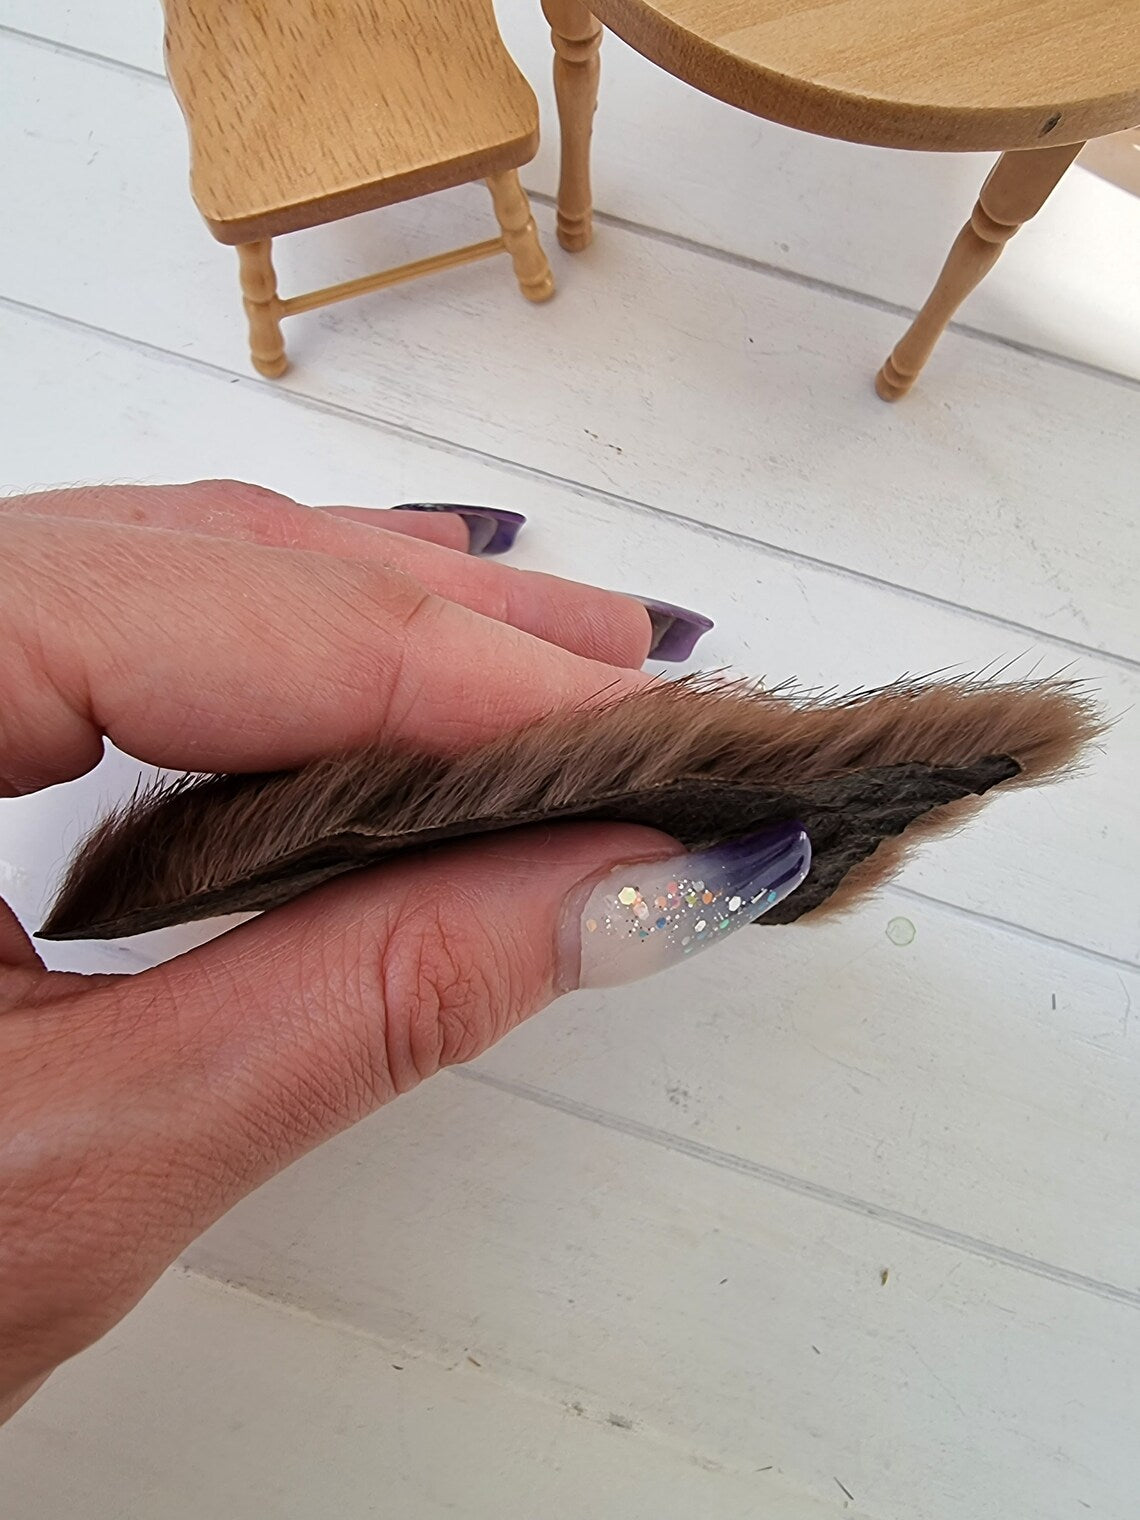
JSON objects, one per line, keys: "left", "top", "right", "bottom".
{"left": 392, "top": 503, "right": 526, "bottom": 556}
{"left": 571, "top": 822, "right": 811, "bottom": 989}
{"left": 635, "top": 597, "right": 715, "bottom": 661}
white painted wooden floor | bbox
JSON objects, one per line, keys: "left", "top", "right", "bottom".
{"left": 2, "top": 5, "right": 1139, "bottom": 1517}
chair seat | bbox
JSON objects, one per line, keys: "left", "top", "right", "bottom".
{"left": 164, "top": 0, "right": 540, "bottom": 243}
{"left": 593, "top": 0, "right": 1140, "bottom": 150}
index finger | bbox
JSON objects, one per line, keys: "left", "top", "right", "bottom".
{"left": 1, "top": 515, "right": 646, "bottom": 793}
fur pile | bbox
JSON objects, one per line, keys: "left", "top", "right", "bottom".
{"left": 39, "top": 673, "right": 1102, "bottom": 940}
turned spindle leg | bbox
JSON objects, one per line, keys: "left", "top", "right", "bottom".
{"left": 487, "top": 171, "right": 555, "bottom": 302}
{"left": 541, "top": 0, "right": 602, "bottom": 251}
{"left": 236, "top": 239, "right": 287, "bottom": 378}
{"left": 876, "top": 141, "right": 1082, "bottom": 400}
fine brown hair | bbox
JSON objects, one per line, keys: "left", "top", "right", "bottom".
{"left": 40, "top": 673, "right": 1103, "bottom": 941}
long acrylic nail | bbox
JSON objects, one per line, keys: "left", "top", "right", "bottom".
{"left": 392, "top": 503, "right": 525, "bottom": 556}
{"left": 634, "top": 597, "right": 715, "bottom": 662}
{"left": 563, "top": 823, "right": 811, "bottom": 990}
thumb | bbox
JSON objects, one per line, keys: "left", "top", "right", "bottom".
{"left": 150, "top": 816, "right": 808, "bottom": 1123}
{"left": 2, "top": 822, "right": 807, "bottom": 1385}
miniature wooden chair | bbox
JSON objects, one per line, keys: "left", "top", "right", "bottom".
{"left": 163, "top": 0, "right": 554, "bottom": 377}
{"left": 540, "top": 0, "right": 1140, "bottom": 399}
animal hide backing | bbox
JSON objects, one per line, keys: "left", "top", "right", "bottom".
{"left": 39, "top": 674, "right": 1102, "bottom": 941}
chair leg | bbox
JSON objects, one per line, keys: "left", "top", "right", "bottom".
{"left": 875, "top": 142, "right": 1083, "bottom": 401}
{"left": 486, "top": 172, "right": 555, "bottom": 303}
{"left": 236, "top": 240, "right": 288, "bottom": 378}
{"left": 541, "top": 0, "right": 602, "bottom": 251}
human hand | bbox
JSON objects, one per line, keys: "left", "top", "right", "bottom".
{"left": 0, "top": 481, "right": 805, "bottom": 1419}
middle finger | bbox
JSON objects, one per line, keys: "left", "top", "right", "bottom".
{"left": 5, "top": 482, "right": 671, "bottom": 669}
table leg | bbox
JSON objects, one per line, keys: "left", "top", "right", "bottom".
{"left": 876, "top": 141, "right": 1082, "bottom": 400}
{"left": 541, "top": 0, "right": 602, "bottom": 251}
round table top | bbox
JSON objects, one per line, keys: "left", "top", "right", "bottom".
{"left": 590, "top": 0, "right": 1140, "bottom": 150}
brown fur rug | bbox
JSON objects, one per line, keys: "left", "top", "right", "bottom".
{"left": 39, "top": 673, "right": 1102, "bottom": 941}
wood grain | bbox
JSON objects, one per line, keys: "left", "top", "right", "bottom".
{"left": 160, "top": 1, "right": 553, "bottom": 372}
{"left": 1, "top": 1269, "right": 861, "bottom": 1520}
{"left": 0, "top": 1270, "right": 851, "bottom": 1520}
{"left": 13, "top": 9, "right": 1140, "bottom": 378}
{"left": 181, "top": 1075, "right": 1140, "bottom": 1520}
{"left": 589, "top": 0, "right": 1140, "bottom": 151}
{"left": 162, "top": 0, "right": 542, "bottom": 243}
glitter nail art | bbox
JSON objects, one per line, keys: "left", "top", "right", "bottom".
{"left": 573, "top": 823, "right": 811, "bottom": 989}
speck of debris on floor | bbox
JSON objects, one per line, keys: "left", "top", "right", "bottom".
{"left": 835, "top": 1478, "right": 855, "bottom": 1502}
{"left": 881, "top": 1267, "right": 890, "bottom": 1285}
{"left": 607, "top": 1412, "right": 634, "bottom": 1430}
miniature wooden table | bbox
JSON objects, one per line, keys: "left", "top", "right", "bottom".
{"left": 539, "top": 0, "right": 1140, "bottom": 396}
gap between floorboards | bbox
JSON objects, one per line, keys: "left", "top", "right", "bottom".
{"left": 451, "top": 1066, "right": 1140, "bottom": 1313}
{"left": 3, "top": 22, "right": 1139, "bottom": 401}
{"left": 170, "top": 1261, "right": 833, "bottom": 1502}
{"left": 3, "top": 294, "right": 1136, "bottom": 685}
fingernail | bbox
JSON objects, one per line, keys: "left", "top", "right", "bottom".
{"left": 634, "top": 597, "right": 715, "bottom": 662}
{"left": 561, "top": 823, "right": 811, "bottom": 990}
{"left": 392, "top": 503, "right": 525, "bottom": 556}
